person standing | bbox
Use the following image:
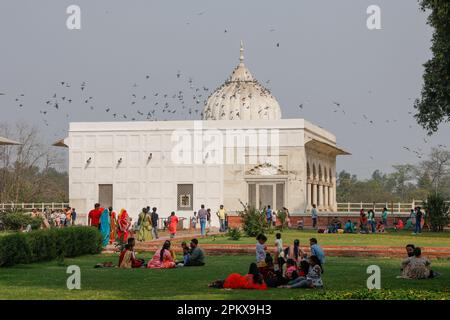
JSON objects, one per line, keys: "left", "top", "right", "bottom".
{"left": 266, "top": 205, "right": 273, "bottom": 226}
{"left": 191, "top": 211, "right": 198, "bottom": 230}
{"left": 59, "top": 210, "right": 66, "bottom": 228}
{"left": 206, "top": 208, "right": 212, "bottom": 230}
{"left": 217, "top": 205, "right": 227, "bottom": 232}
{"left": 117, "top": 208, "right": 130, "bottom": 242}
{"left": 71, "top": 208, "right": 77, "bottom": 226}
{"left": 311, "top": 204, "right": 318, "bottom": 229}
{"left": 137, "top": 207, "right": 152, "bottom": 242}
{"left": 109, "top": 207, "right": 117, "bottom": 244}
{"left": 367, "top": 209, "right": 376, "bottom": 233}
{"left": 99, "top": 207, "right": 110, "bottom": 247}
{"left": 381, "top": 207, "right": 388, "bottom": 227}
{"left": 65, "top": 207, "right": 72, "bottom": 227}
{"left": 414, "top": 207, "right": 423, "bottom": 235}
{"left": 88, "top": 203, "right": 102, "bottom": 229}
{"left": 198, "top": 205, "right": 208, "bottom": 236}
{"left": 151, "top": 207, "right": 159, "bottom": 239}
{"left": 168, "top": 212, "right": 179, "bottom": 239}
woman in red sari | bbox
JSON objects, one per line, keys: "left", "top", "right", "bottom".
{"left": 109, "top": 207, "right": 117, "bottom": 244}
{"left": 147, "top": 240, "right": 176, "bottom": 269}
{"left": 209, "top": 263, "right": 267, "bottom": 290}
{"left": 118, "top": 237, "right": 144, "bottom": 268}
{"left": 117, "top": 208, "right": 130, "bottom": 243}
{"left": 168, "top": 211, "right": 178, "bottom": 239}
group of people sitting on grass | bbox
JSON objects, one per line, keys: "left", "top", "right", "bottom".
{"left": 209, "top": 233, "right": 325, "bottom": 290}
{"left": 117, "top": 237, "right": 205, "bottom": 269}
{"left": 399, "top": 244, "right": 440, "bottom": 279}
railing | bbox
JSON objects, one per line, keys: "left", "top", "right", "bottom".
{"left": 1, "top": 201, "right": 449, "bottom": 215}
{"left": 0, "top": 202, "right": 69, "bottom": 211}
{"left": 336, "top": 201, "right": 450, "bottom": 214}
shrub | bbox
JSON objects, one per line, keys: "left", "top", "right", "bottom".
{"left": 0, "top": 226, "right": 102, "bottom": 267}
{"left": 239, "top": 205, "right": 269, "bottom": 237}
{"left": 424, "top": 193, "right": 450, "bottom": 232}
{"left": 277, "top": 209, "right": 287, "bottom": 231}
{"left": 227, "top": 227, "right": 242, "bottom": 241}
{"left": 0, "top": 211, "right": 43, "bottom": 231}
{"left": 295, "top": 289, "right": 448, "bottom": 300}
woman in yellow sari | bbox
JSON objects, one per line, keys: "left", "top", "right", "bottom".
{"left": 137, "top": 207, "right": 152, "bottom": 242}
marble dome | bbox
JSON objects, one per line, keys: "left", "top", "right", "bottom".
{"left": 202, "top": 42, "right": 282, "bottom": 121}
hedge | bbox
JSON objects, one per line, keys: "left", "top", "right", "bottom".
{"left": 0, "top": 226, "right": 102, "bottom": 267}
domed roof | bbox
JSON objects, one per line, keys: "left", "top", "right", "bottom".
{"left": 202, "top": 42, "right": 282, "bottom": 121}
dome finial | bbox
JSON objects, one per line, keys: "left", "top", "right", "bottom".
{"left": 239, "top": 40, "right": 244, "bottom": 65}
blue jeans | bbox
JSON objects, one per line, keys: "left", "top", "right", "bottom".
{"left": 370, "top": 221, "right": 376, "bottom": 233}
{"left": 288, "top": 277, "right": 311, "bottom": 288}
{"left": 415, "top": 220, "right": 422, "bottom": 233}
{"left": 200, "top": 218, "right": 207, "bottom": 236}
{"left": 219, "top": 219, "right": 225, "bottom": 232}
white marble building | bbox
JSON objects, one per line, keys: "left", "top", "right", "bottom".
{"left": 62, "top": 43, "right": 349, "bottom": 226}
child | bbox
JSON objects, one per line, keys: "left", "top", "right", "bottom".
{"left": 284, "top": 258, "right": 299, "bottom": 281}
{"left": 280, "top": 255, "right": 323, "bottom": 289}
{"left": 376, "top": 220, "right": 385, "bottom": 233}
{"left": 256, "top": 234, "right": 268, "bottom": 267}
{"left": 181, "top": 241, "right": 190, "bottom": 265}
{"left": 298, "top": 259, "right": 310, "bottom": 277}
{"left": 284, "top": 239, "right": 304, "bottom": 264}
{"left": 191, "top": 212, "right": 197, "bottom": 230}
{"left": 275, "top": 233, "right": 284, "bottom": 258}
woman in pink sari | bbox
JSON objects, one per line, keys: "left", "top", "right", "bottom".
{"left": 168, "top": 211, "right": 179, "bottom": 239}
{"left": 117, "top": 209, "right": 130, "bottom": 243}
{"left": 147, "top": 240, "right": 176, "bottom": 269}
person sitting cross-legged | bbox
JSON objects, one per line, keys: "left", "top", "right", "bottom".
{"left": 399, "top": 245, "right": 440, "bottom": 279}
{"left": 344, "top": 220, "right": 356, "bottom": 233}
{"left": 179, "top": 238, "right": 205, "bottom": 267}
{"left": 147, "top": 240, "right": 176, "bottom": 269}
{"left": 118, "top": 237, "right": 145, "bottom": 268}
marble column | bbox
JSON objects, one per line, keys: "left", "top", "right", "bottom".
{"left": 312, "top": 183, "right": 318, "bottom": 206}
{"left": 318, "top": 185, "right": 323, "bottom": 208}
{"left": 324, "top": 186, "right": 329, "bottom": 210}
{"left": 307, "top": 183, "right": 312, "bottom": 207}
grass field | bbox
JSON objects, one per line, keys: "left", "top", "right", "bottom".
{"left": 0, "top": 254, "right": 449, "bottom": 300}
{"left": 199, "top": 229, "right": 450, "bottom": 247}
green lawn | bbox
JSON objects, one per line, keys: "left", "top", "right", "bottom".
{"left": 200, "top": 229, "right": 450, "bottom": 247}
{"left": 0, "top": 254, "right": 449, "bottom": 300}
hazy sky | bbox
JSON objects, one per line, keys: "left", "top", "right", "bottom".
{"left": 1, "top": 0, "right": 448, "bottom": 178}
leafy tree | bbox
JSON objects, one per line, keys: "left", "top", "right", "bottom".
{"left": 414, "top": 0, "right": 450, "bottom": 133}
{"left": 424, "top": 193, "right": 450, "bottom": 232}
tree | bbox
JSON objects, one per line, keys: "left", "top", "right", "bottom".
{"left": 0, "top": 122, "right": 68, "bottom": 203}
{"left": 424, "top": 193, "right": 450, "bottom": 232}
{"left": 414, "top": 0, "right": 450, "bottom": 134}
{"left": 420, "top": 148, "right": 450, "bottom": 196}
